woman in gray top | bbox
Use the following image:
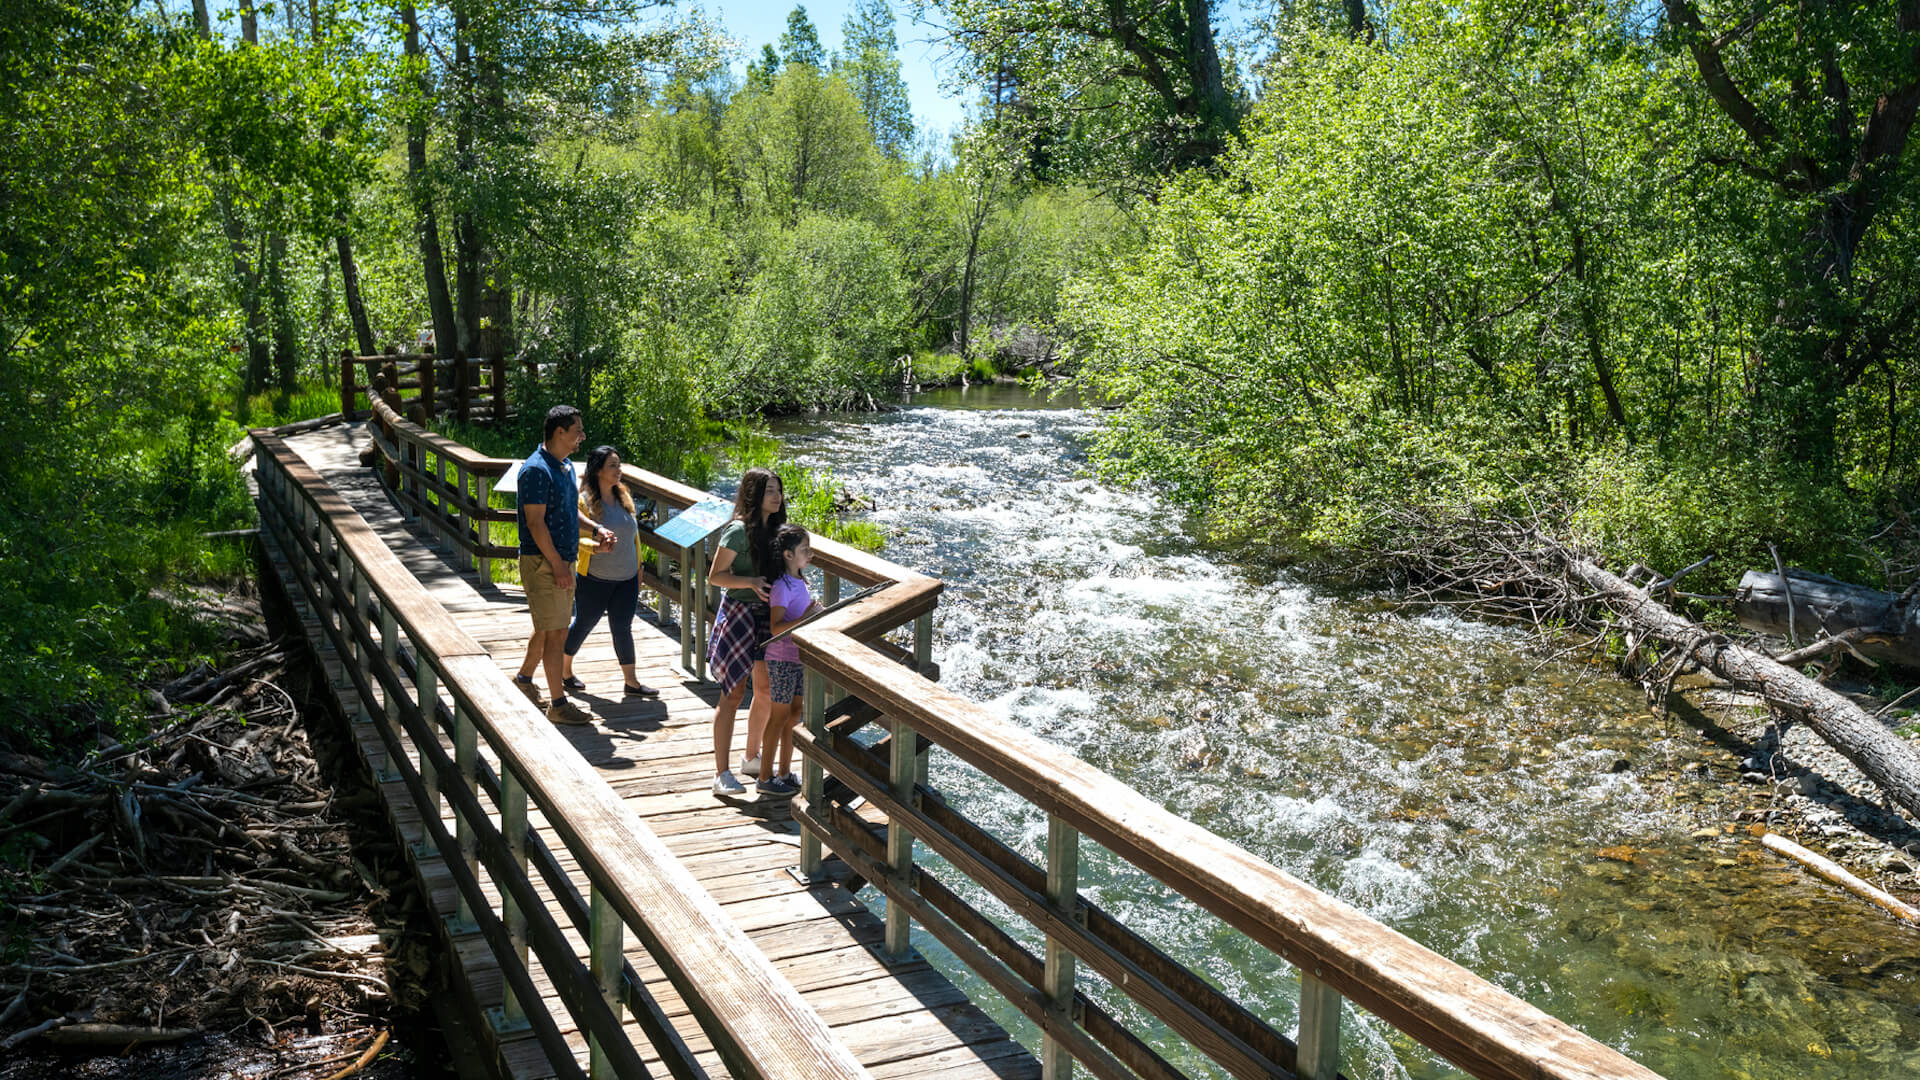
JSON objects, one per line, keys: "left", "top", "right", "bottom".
{"left": 561, "top": 446, "right": 659, "bottom": 699}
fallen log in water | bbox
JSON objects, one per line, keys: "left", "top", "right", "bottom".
{"left": 1569, "top": 557, "right": 1920, "bottom": 823}
{"left": 1757, "top": 831, "right": 1920, "bottom": 925}
{"left": 1734, "top": 569, "right": 1920, "bottom": 669}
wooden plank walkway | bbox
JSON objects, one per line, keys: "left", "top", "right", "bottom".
{"left": 273, "top": 422, "right": 1038, "bottom": 1080}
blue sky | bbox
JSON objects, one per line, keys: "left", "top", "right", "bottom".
{"left": 705, "top": 0, "right": 975, "bottom": 140}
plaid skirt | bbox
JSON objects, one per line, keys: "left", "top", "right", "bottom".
{"left": 708, "top": 596, "right": 769, "bottom": 694}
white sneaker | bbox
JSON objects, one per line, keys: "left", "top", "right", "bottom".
{"left": 739, "top": 754, "right": 761, "bottom": 777}
{"left": 712, "top": 770, "right": 746, "bottom": 795}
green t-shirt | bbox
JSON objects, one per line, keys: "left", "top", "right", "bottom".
{"left": 718, "top": 520, "right": 764, "bottom": 604}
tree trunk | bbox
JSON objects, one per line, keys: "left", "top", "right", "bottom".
{"left": 335, "top": 231, "right": 375, "bottom": 357}
{"left": 266, "top": 225, "right": 298, "bottom": 392}
{"left": 450, "top": 2, "right": 480, "bottom": 359}
{"left": 401, "top": 4, "right": 458, "bottom": 358}
{"left": 313, "top": 8, "right": 376, "bottom": 359}
{"left": 1734, "top": 570, "right": 1920, "bottom": 670}
{"left": 1571, "top": 557, "right": 1920, "bottom": 822}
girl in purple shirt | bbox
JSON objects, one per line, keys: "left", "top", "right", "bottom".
{"left": 757, "top": 524, "right": 820, "bottom": 794}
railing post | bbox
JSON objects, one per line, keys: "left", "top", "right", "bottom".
{"left": 475, "top": 475, "right": 493, "bottom": 585}
{"left": 451, "top": 698, "right": 479, "bottom": 931}
{"left": 799, "top": 669, "right": 825, "bottom": 878}
{"left": 653, "top": 504, "right": 673, "bottom": 630}
{"left": 497, "top": 763, "right": 531, "bottom": 1030}
{"left": 822, "top": 575, "right": 841, "bottom": 702}
{"left": 913, "top": 610, "right": 934, "bottom": 679}
{"left": 1296, "top": 973, "right": 1342, "bottom": 1080}
{"left": 415, "top": 658, "right": 439, "bottom": 823}
{"left": 692, "top": 539, "right": 709, "bottom": 682}
{"left": 588, "top": 885, "right": 624, "bottom": 1080}
{"left": 1042, "top": 813, "right": 1080, "bottom": 1080}
{"left": 912, "top": 610, "right": 934, "bottom": 788}
{"left": 885, "top": 717, "right": 916, "bottom": 959}
{"left": 679, "top": 543, "right": 695, "bottom": 674}
{"left": 455, "top": 462, "right": 473, "bottom": 571}
{"left": 313, "top": 515, "right": 335, "bottom": 641}
{"left": 333, "top": 543, "right": 355, "bottom": 687}
{"left": 351, "top": 570, "right": 372, "bottom": 722}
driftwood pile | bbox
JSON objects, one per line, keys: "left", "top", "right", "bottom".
{"left": 1382, "top": 509, "right": 1920, "bottom": 825}
{"left": 0, "top": 637, "right": 426, "bottom": 1062}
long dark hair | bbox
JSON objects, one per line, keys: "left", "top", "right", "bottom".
{"left": 731, "top": 467, "right": 787, "bottom": 580}
{"left": 581, "top": 445, "right": 633, "bottom": 516}
{"left": 769, "top": 524, "right": 810, "bottom": 582}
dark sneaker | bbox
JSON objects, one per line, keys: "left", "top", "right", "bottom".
{"left": 562, "top": 675, "right": 587, "bottom": 692}
{"left": 512, "top": 676, "right": 543, "bottom": 707}
{"left": 546, "top": 698, "right": 593, "bottom": 726}
{"left": 757, "top": 775, "right": 799, "bottom": 796}
{"left": 623, "top": 683, "right": 659, "bottom": 699}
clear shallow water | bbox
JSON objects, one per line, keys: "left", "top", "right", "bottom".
{"left": 773, "top": 386, "right": 1920, "bottom": 1080}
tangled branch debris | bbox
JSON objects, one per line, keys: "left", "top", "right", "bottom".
{"left": 1379, "top": 508, "right": 1920, "bottom": 824}
{"left": 0, "top": 627, "right": 431, "bottom": 1062}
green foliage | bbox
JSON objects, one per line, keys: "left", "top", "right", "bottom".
{"left": 1069, "top": 3, "right": 1918, "bottom": 581}
{"left": 724, "top": 64, "right": 882, "bottom": 221}
{"left": 723, "top": 215, "right": 908, "bottom": 411}
{"left": 231, "top": 377, "right": 341, "bottom": 428}
{"left": 727, "top": 427, "right": 886, "bottom": 551}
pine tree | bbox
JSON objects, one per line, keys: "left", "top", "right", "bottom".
{"left": 745, "top": 42, "right": 781, "bottom": 93}
{"left": 835, "top": 0, "right": 914, "bottom": 158}
{"left": 779, "top": 6, "right": 825, "bottom": 70}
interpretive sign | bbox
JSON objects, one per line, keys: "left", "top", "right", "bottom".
{"left": 653, "top": 497, "right": 735, "bottom": 549}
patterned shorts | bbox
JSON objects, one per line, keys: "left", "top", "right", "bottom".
{"left": 767, "top": 660, "right": 804, "bottom": 705}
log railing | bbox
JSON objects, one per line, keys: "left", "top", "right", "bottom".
{"left": 341, "top": 349, "right": 508, "bottom": 425}
{"left": 327, "top": 402, "right": 1660, "bottom": 1080}
{"left": 252, "top": 430, "right": 871, "bottom": 1080}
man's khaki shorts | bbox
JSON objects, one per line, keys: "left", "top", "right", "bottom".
{"left": 521, "top": 554, "right": 575, "bottom": 632}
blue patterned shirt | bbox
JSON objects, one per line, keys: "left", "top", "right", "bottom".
{"left": 515, "top": 446, "right": 578, "bottom": 562}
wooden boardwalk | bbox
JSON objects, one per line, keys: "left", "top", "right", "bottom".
{"left": 273, "top": 422, "right": 1037, "bottom": 1080}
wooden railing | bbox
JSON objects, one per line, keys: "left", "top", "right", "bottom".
{"left": 342, "top": 349, "right": 508, "bottom": 425}
{"left": 331, "top": 401, "right": 1661, "bottom": 1080}
{"left": 782, "top": 615, "right": 1668, "bottom": 1075}
{"left": 252, "top": 429, "right": 873, "bottom": 1080}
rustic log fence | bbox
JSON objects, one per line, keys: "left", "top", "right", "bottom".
{"left": 302, "top": 396, "right": 1664, "bottom": 1080}
{"left": 341, "top": 348, "right": 509, "bottom": 425}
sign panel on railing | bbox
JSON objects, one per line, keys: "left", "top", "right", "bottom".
{"left": 653, "top": 497, "right": 733, "bottom": 548}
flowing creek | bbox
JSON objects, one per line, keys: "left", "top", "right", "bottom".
{"left": 771, "top": 385, "right": 1920, "bottom": 1080}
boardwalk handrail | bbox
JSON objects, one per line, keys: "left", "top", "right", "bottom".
{"left": 791, "top": 607, "right": 1666, "bottom": 1080}
{"left": 340, "top": 349, "right": 508, "bottom": 424}
{"left": 252, "top": 430, "right": 872, "bottom": 1080}
{"left": 340, "top": 402, "right": 1661, "bottom": 1080}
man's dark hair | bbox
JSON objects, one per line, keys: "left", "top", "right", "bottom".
{"left": 543, "top": 405, "right": 582, "bottom": 441}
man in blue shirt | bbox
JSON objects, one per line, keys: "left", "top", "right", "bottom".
{"left": 511, "top": 405, "right": 615, "bottom": 725}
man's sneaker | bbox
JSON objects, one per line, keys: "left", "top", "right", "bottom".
{"left": 546, "top": 698, "right": 593, "bottom": 726}
{"left": 756, "top": 775, "right": 799, "bottom": 796}
{"left": 712, "top": 770, "right": 746, "bottom": 795}
{"left": 739, "top": 754, "right": 761, "bottom": 778}
{"left": 513, "top": 676, "right": 543, "bottom": 707}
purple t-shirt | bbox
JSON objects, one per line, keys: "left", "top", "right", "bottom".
{"left": 765, "top": 574, "right": 812, "bottom": 663}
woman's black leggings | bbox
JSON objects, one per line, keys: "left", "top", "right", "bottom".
{"left": 564, "top": 573, "right": 639, "bottom": 666}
